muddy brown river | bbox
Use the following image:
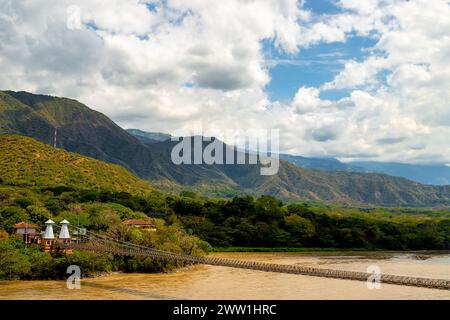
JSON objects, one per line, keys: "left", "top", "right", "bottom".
{"left": 1, "top": 252, "right": 449, "bottom": 300}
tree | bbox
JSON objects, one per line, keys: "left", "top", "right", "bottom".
{"left": 0, "top": 238, "right": 31, "bottom": 280}
{"left": 224, "top": 196, "right": 256, "bottom": 218}
{"left": 0, "top": 206, "right": 28, "bottom": 233}
{"left": 284, "top": 215, "right": 315, "bottom": 245}
{"left": 171, "top": 197, "right": 204, "bottom": 216}
{"left": 0, "top": 250, "right": 31, "bottom": 279}
{"left": 28, "top": 249, "right": 55, "bottom": 279}
{"left": 254, "top": 222, "right": 270, "bottom": 245}
{"left": 255, "top": 196, "right": 284, "bottom": 223}
{"left": 15, "top": 197, "right": 33, "bottom": 209}
{"left": 66, "top": 251, "right": 113, "bottom": 277}
{"left": 26, "top": 205, "right": 52, "bottom": 226}
{"left": 233, "top": 221, "right": 256, "bottom": 246}
{"left": 287, "top": 203, "right": 316, "bottom": 220}
{"left": 44, "top": 198, "right": 67, "bottom": 214}
{"left": 62, "top": 204, "right": 90, "bottom": 228}
{"left": 180, "top": 191, "right": 198, "bottom": 199}
{"left": 88, "top": 205, "right": 121, "bottom": 231}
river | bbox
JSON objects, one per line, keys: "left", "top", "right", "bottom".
{"left": 1, "top": 251, "right": 449, "bottom": 300}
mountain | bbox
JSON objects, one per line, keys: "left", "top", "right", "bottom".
{"left": 0, "top": 135, "right": 152, "bottom": 194}
{"left": 0, "top": 91, "right": 54, "bottom": 143}
{"left": 348, "top": 162, "right": 450, "bottom": 186}
{"left": 128, "top": 133, "right": 450, "bottom": 207}
{"left": 279, "top": 153, "right": 450, "bottom": 186}
{"left": 280, "top": 154, "right": 354, "bottom": 172}
{"left": 2, "top": 90, "right": 450, "bottom": 206}
{"left": 0, "top": 90, "right": 165, "bottom": 179}
{"left": 126, "top": 129, "right": 171, "bottom": 143}
{"left": 0, "top": 91, "right": 240, "bottom": 185}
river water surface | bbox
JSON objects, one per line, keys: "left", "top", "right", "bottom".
{"left": 1, "top": 251, "right": 449, "bottom": 300}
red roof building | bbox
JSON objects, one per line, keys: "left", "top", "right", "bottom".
{"left": 14, "top": 222, "right": 39, "bottom": 233}
{"left": 14, "top": 222, "right": 40, "bottom": 244}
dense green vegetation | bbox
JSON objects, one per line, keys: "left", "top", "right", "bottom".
{"left": 160, "top": 194, "right": 450, "bottom": 250}
{"left": 0, "top": 185, "right": 211, "bottom": 280}
{"left": 0, "top": 135, "right": 152, "bottom": 194}
{"left": 1, "top": 183, "right": 449, "bottom": 280}
{"left": 0, "top": 237, "right": 113, "bottom": 280}
{"left": 1, "top": 184, "right": 448, "bottom": 253}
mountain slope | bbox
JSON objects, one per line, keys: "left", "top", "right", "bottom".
{"left": 280, "top": 154, "right": 354, "bottom": 172}
{"left": 220, "top": 158, "right": 450, "bottom": 205}
{"left": 0, "top": 135, "right": 152, "bottom": 194}
{"left": 0, "top": 91, "right": 55, "bottom": 143}
{"left": 349, "top": 161, "right": 450, "bottom": 186}
{"left": 126, "top": 129, "right": 171, "bottom": 143}
{"left": 1, "top": 91, "right": 235, "bottom": 184}
{"left": 2, "top": 91, "right": 163, "bottom": 179}
{"left": 280, "top": 153, "right": 450, "bottom": 186}
{"left": 131, "top": 131, "right": 450, "bottom": 206}
{"left": 2, "top": 90, "right": 450, "bottom": 206}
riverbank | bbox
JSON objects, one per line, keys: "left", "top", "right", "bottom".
{"left": 213, "top": 247, "right": 450, "bottom": 256}
{"left": 212, "top": 247, "right": 378, "bottom": 252}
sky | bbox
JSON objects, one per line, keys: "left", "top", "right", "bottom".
{"left": 0, "top": 0, "right": 449, "bottom": 164}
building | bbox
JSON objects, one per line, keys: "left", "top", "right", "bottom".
{"left": 41, "top": 219, "right": 56, "bottom": 252}
{"left": 122, "top": 219, "right": 157, "bottom": 231}
{"left": 14, "top": 222, "right": 40, "bottom": 244}
{"left": 13, "top": 219, "right": 75, "bottom": 253}
{"left": 56, "top": 219, "right": 73, "bottom": 253}
{"left": 58, "top": 219, "right": 71, "bottom": 243}
{"left": 39, "top": 219, "right": 73, "bottom": 253}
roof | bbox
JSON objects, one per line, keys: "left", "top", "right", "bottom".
{"left": 60, "top": 219, "right": 70, "bottom": 224}
{"left": 122, "top": 219, "right": 156, "bottom": 227}
{"left": 14, "top": 222, "right": 39, "bottom": 229}
{"left": 45, "top": 219, "right": 55, "bottom": 224}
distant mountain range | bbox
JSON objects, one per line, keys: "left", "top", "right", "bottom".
{"left": 279, "top": 154, "right": 450, "bottom": 186}
{"left": 125, "top": 129, "right": 171, "bottom": 144}
{"left": 1, "top": 90, "right": 450, "bottom": 207}
{"left": 123, "top": 130, "right": 450, "bottom": 186}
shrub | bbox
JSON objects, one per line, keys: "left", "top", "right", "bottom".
{"left": 0, "top": 206, "right": 28, "bottom": 233}
{"left": 26, "top": 205, "right": 53, "bottom": 226}
{"left": 0, "top": 238, "right": 31, "bottom": 280}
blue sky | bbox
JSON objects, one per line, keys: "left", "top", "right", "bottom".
{"left": 266, "top": 36, "right": 378, "bottom": 102}
{"left": 303, "top": 0, "right": 342, "bottom": 14}
{"left": 265, "top": 0, "right": 379, "bottom": 102}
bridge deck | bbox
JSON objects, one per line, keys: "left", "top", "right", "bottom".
{"left": 67, "top": 242, "right": 450, "bottom": 291}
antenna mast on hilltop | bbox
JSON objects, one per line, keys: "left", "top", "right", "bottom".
{"left": 53, "top": 128, "right": 57, "bottom": 148}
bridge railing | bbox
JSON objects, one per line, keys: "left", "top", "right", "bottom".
{"left": 63, "top": 235, "right": 450, "bottom": 291}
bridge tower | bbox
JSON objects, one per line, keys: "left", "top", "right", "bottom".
{"left": 58, "top": 219, "right": 73, "bottom": 254}
{"left": 42, "top": 219, "right": 55, "bottom": 252}
{"left": 59, "top": 220, "right": 71, "bottom": 243}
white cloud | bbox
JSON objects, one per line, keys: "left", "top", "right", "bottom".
{"left": 292, "top": 87, "right": 332, "bottom": 114}
{"left": 322, "top": 56, "right": 388, "bottom": 90}
{"left": 0, "top": 0, "right": 449, "bottom": 164}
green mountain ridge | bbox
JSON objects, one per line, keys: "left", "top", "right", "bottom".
{"left": 0, "top": 134, "right": 152, "bottom": 194}
{"left": 1, "top": 90, "right": 450, "bottom": 207}
{"left": 279, "top": 153, "right": 450, "bottom": 186}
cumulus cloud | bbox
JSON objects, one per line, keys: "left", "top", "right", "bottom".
{"left": 0, "top": 0, "right": 449, "bottom": 164}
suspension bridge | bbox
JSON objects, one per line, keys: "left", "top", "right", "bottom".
{"left": 55, "top": 228, "right": 450, "bottom": 291}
